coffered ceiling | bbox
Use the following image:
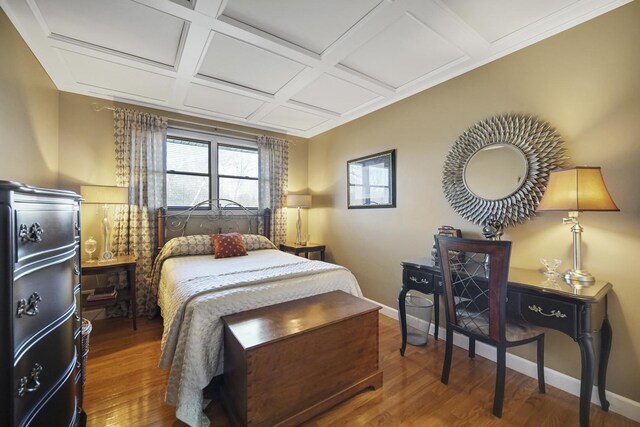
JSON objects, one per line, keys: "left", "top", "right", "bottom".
{"left": 1, "top": 0, "right": 630, "bottom": 137}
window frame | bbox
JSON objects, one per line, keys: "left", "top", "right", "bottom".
{"left": 165, "top": 127, "right": 259, "bottom": 211}
{"left": 165, "top": 136, "right": 212, "bottom": 210}
{"left": 216, "top": 143, "right": 259, "bottom": 209}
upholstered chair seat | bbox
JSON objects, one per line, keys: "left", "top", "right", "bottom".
{"left": 455, "top": 311, "right": 545, "bottom": 342}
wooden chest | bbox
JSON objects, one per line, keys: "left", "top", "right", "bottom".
{"left": 221, "top": 291, "right": 383, "bottom": 427}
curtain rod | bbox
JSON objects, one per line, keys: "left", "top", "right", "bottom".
{"left": 91, "top": 102, "right": 291, "bottom": 142}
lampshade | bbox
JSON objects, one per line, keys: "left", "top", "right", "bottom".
{"left": 537, "top": 167, "right": 619, "bottom": 212}
{"left": 80, "top": 185, "right": 129, "bottom": 204}
{"left": 287, "top": 194, "right": 312, "bottom": 208}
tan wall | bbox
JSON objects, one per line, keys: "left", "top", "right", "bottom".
{"left": 308, "top": 2, "right": 640, "bottom": 401}
{"left": 0, "top": 8, "right": 59, "bottom": 187}
{"left": 57, "top": 92, "right": 309, "bottom": 245}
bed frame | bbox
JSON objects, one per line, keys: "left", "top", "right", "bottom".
{"left": 157, "top": 199, "right": 271, "bottom": 249}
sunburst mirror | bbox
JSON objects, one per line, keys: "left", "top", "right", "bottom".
{"left": 442, "top": 114, "right": 567, "bottom": 228}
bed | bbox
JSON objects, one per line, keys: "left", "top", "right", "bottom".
{"left": 152, "top": 200, "right": 363, "bottom": 427}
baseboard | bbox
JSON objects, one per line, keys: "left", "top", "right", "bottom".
{"left": 364, "top": 297, "right": 640, "bottom": 423}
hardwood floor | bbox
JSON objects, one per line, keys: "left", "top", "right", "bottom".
{"left": 84, "top": 315, "right": 637, "bottom": 427}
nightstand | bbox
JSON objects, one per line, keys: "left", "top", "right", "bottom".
{"left": 81, "top": 255, "right": 137, "bottom": 330}
{"left": 279, "top": 243, "right": 326, "bottom": 261}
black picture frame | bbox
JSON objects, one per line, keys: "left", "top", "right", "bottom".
{"left": 347, "top": 149, "right": 396, "bottom": 209}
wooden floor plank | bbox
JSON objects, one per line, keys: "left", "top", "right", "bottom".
{"left": 83, "top": 315, "right": 637, "bottom": 426}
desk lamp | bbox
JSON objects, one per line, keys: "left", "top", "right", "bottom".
{"left": 537, "top": 167, "right": 618, "bottom": 284}
{"left": 287, "top": 194, "right": 312, "bottom": 245}
{"left": 81, "top": 185, "right": 129, "bottom": 261}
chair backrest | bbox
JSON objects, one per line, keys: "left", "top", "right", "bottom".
{"left": 435, "top": 236, "right": 512, "bottom": 343}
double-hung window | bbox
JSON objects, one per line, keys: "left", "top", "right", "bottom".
{"left": 165, "top": 128, "right": 259, "bottom": 209}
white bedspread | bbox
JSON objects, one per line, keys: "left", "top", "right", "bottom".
{"left": 157, "top": 249, "right": 362, "bottom": 427}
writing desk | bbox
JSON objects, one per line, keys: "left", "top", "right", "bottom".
{"left": 399, "top": 257, "right": 612, "bottom": 427}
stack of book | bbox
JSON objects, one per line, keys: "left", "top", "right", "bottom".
{"left": 86, "top": 287, "right": 118, "bottom": 302}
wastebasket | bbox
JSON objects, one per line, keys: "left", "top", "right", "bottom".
{"left": 405, "top": 292, "right": 433, "bottom": 346}
{"left": 81, "top": 319, "right": 92, "bottom": 389}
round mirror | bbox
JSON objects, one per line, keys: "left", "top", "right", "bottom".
{"left": 442, "top": 114, "right": 567, "bottom": 228}
{"left": 464, "top": 144, "right": 528, "bottom": 200}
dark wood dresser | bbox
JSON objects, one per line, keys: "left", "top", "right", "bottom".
{"left": 0, "top": 181, "right": 85, "bottom": 427}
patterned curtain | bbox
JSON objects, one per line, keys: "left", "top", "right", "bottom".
{"left": 111, "top": 109, "right": 167, "bottom": 317}
{"left": 257, "top": 135, "right": 288, "bottom": 245}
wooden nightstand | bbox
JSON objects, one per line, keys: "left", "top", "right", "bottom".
{"left": 81, "top": 255, "right": 137, "bottom": 330}
{"left": 279, "top": 243, "right": 326, "bottom": 261}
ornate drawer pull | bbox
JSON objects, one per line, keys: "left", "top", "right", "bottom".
{"left": 528, "top": 304, "right": 567, "bottom": 318}
{"left": 18, "top": 222, "right": 44, "bottom": 242}
{"left": 73, "top": 263, "right": 80, "bottom": 276}
{"left": 409, "top": 276, "right": 430, "bottom": 284}
{"left": 17, "top": 363, "right": 43, "bottom": 397}
{"left": 16, "top": 292, "right": 42, "bottom": 318}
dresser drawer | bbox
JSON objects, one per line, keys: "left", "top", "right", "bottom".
{"left": 15, "top": 204, "right": 77, "bottom": 267}
{"left": 14, "top": 314, "right": 75, "bottom": 426}
{"left": 14, "top": 314, "right": 76, "bottom": 426}
{"left": 403, "top": 268, "right": 435, "bottom": 293}
{"left": 18, "top": 356, "right": 79, "bottom": 427}
{"left": 74, "top": 285, "right": 82, "bottom": 336}
{"left": 13, "top": 249, "right": 79, "bottom": 356}
{"left": 518, "top": 294, "right": 578, "bottom": 338}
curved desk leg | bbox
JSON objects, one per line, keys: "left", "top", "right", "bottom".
{"left": 399, "top": 287, "right": 408, "bottom": 356}
{"left": 433, "top": 293, "right": 439, "bottom": 341}
{"left": 578, "top": 333, "right": 596, "bottom": 427}
{"left": 598, "top": 311, "right": 612, "bottom": 411}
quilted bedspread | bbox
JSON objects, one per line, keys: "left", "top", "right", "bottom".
{"left": 157, "top": 249, "right": 362, "bottom": 427}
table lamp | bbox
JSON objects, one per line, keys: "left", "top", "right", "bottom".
{"left": 537, "top": 167, "right": 618, "bottom": 284}
{"left": 287, "top": 194, "right": 312, "bottom": 245}
{"left": 80, "top": 185, "right": 129, "bottom": 261}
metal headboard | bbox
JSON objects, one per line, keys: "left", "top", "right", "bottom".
{"left": 157, "top": 199, "right": 271, "bottom": 249}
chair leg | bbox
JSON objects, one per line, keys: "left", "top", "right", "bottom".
{"left": 468, "top": 337, "right": 476, "bottom": 359}
{"left": 493, "top": 343, "right": 506, "bottom": 418}
{"left": 537, "top": 335, "right": 546, "bottom": 393}
{"left": 441, "top": 326, "right": 454, "bottom": 385}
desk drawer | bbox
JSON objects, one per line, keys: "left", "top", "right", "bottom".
{"left": 403, "top": 268, "right": 435, "bottom": 293}
{"left": 518, "top": 294, "right": 577, "bottom": 338}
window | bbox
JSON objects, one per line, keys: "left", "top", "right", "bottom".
{"left": 166, "top": 129, "right": 259, "bottom": 209}
{"left": 166, "top": 137, "right": 211, "bottom": 208}
{"left": 218, "top": 144, "right": 259, "bottom": 208}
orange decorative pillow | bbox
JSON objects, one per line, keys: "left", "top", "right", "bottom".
{"left": 211, "top": 233, "right": 247, "bottom": 259}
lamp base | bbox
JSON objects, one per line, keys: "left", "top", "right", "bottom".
{"left": 564, "top": 269, "right": 595, "bottom": 285}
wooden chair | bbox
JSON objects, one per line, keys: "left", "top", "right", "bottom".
{"left": 435, "top": 236, "right": 545, "bottom": 417}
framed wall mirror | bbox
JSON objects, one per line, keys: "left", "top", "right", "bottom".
{"left": 348, "top": 149, "right": 396, "bottom": 209}
{"left": 443, "top": 114, "right": 567, "bottom": 228}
